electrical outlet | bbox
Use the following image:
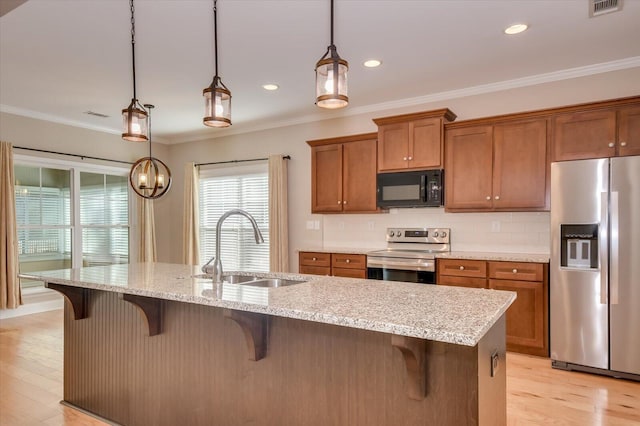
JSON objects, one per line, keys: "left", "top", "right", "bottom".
{"left": 314, "top": 220, "right": 320, "bottom": 230}
{"left": 339, "top": 221, "right": 345, "bottom": 230}
{"left": 367, "top": 221, "right": 375, "bottom": 230}
{"left": 491, "top": 220, "right": 501, "bottom": 233}
{"left": 306, "top": 220, "right": 314, "bottom": 230}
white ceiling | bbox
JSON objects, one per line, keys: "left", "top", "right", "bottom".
{"left": 1, "top": 0, "right": 639, "bottom": 144}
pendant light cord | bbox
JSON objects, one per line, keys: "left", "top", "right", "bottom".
{"left": 213, "top": 0, "right": 219, "bottom": 77}
{"left": 330, "top": 0, "right": 334, "bottom": 47}
{"left": 130, "top": 0, "right": 137, "bottom": 100}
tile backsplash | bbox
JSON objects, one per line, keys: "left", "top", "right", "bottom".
{"left": 321, "top": 208, "right": 550, "bottom": 254}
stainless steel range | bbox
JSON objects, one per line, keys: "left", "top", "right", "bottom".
{"left": 367, "top": 227, "right": 450, "bottom": 284}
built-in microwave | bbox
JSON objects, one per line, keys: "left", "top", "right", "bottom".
{"left": 376, "top": 170, "right": 444, "bottom": 208}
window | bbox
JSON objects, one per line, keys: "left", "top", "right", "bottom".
{"left": 14, "top": 165, "right": 72, "bottom": 289}
{"left": 199, "top": 166, "right": 269, "bottom": 272}
{"left": 14, "top": 158, "right": 131, "bottom": 288}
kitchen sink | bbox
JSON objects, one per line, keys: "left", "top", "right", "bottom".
{"left": 192, "top": 273, "right": 305, "bottom": 287}
{"left": 240, "top": 278, "right": 306, "bottom": 288}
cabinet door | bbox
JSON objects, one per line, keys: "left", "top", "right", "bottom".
{"left": 489, "top": 278, "right": 547, "bottom": 356}
{"left": 377, "top": 123, "right": 409, "bottom": 171}
{"left": 408, "top": 118, "right": 442, "bottom": 169}
{"left": 311, "top": 145, "right": 343, "bottom": 212}
{"left": 618, "top": 106, "right": 640, "bottom": 157}
{"left": 444, "top": 126, "right": 493, "bottom": 210}
{"left": 343, "top": 138, "right": 378, "bottom": 212}
{"left": 493, "top": 120, "right": 548, "bottom": 210}
{"left": 553, "top": 110, "right": 616, "bottom": 161}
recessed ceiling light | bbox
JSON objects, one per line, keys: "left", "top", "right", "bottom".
{"left": 363, "top": 59, "right": 382, "bottom": 68}
{"left": 262, "top": 84, "right": 279, "bottom": 91}
{"left": 504, "top": 23, "right": 528, "bottom": 35}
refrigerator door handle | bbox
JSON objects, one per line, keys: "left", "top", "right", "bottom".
{"left": 610, "top": 191, "right": 619, "bottom": 305}
{"left": 600, "top": 191, "right": 608, "bottom": 305}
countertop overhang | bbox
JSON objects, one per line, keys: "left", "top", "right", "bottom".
{"left": 20, "top": 262, "right": 515, "bottom": 347}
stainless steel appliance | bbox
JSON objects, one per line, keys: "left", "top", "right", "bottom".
{"left": 367, "top": 227, "right": 450, "bottom": 284}
{"left": 550, "top": 156, "right": 640, "bottom": 380}
{"left": 376, "top": 170, "right": 444, "bottom": 208}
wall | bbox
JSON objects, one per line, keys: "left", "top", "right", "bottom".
{"left": 161, "top": 67, "right": 640, "bottom": 270}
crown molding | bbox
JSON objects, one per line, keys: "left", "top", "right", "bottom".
{"left": 4, "top": 56, "right": 640, "bottom": 145}
{"left": 175, "top": 56, "right": 640, "bottom": 144}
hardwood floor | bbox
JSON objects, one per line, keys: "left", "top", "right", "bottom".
{"left": 1, "top": 310, "right": 639, "bottom": 425}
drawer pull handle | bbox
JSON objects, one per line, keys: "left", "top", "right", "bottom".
{"left": 608, "top": 142, "right": 615, "bottom": 148}
{"left": 494, "top": 195, "right": 500, "bottom": 200}
{"left": 459, "top": 266, "right": 465, "bottom": 271}
{"left": 620, "top": 141, "right": 627, "bottom": 147}
{"left": 408, "top": 156, "right": 413, "bottom": 160}
{"left": 512, "top": 269, "right": 518, "bottom": 274}
{"left": 312, "top": 257, "right": 317, "bottom": 261}
{"left": 338, "top": 201, "right": 342, "bottom": 204}
{"left": 345, "top": 259, "right": 350, "bottom": 263}
{"left": 486, "top": 196, "right": 491, "bottom": 201}
{"left": 403, "top": 156, "right": 408, "bottom": 161}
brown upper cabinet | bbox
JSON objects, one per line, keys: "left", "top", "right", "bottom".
{"left": 373, "top": 109, "right": 456, "bottom": 172}
{"left": 553, "top": 98, "right": 640, "bottom": 161}
{"left": 307, "top": 133, "right": 378, "bottom": 213}
{"left": 445, "top": 118, "right": 549, "bottom": 212}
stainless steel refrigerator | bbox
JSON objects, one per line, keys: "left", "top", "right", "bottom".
{"left": 550, "top": 156, "right": 640, "bottom": 380}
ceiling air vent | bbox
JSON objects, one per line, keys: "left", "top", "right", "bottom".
{"left": 84, "top": 111, "right": 110, "bottom": 118}
{"left": 589, "top": 0, "right": 623, "bottom": 17}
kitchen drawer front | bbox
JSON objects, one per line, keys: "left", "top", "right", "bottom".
{"left": 438, "top": 259, "right": 487, "bottom": 278}
{"left": 332, "top": 267, "right": 366, "bottom": 279}
{"left": 331, "top": 253, "right": 366, "bottom": 270}
{"left": 299, "top": 252, "right": 331, "bottom": 267}
{"left": 488, "top": 261, "right": 543, "bottom": 282}
{"left": 299, "top": 265, "right": 331, "bottom": 276}
{"left": 437, "top": 275, "right": 487, "bottom": 289}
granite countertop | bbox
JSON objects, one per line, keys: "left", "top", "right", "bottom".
{"left": 299, "top": 248, "right": 550, "bottom": 263}
{"left": 20, "top": 262, "right": 515, "bottom": 347}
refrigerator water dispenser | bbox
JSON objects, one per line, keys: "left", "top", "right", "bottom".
{"left": 560, "top": 224, "right": 599, "bottom": 269}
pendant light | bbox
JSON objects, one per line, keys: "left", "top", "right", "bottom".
{"left": 203, "top": 0, "right": 231, "bottom": 127}
{"left": 129, "top": 105, "right": 172, "bottom": 199}
{"left": 315, "top": 0, "right": 349, "bottom": 109}
{"left": 122, "top": 0, "right": 148, "bottom": 142}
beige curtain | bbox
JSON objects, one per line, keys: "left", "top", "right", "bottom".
{"left": 268, "top": 154, "right": 289, "bottom": 272}
{"left": 137, "top": 198, "right": 156, "bottom": 262}
{"left": 1, "top": 141, "right": 22, "bottom": 309}
{"left": 182, "top": 163, "right": 200, "bottom": 265}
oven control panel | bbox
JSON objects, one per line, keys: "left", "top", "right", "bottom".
{"left": 386, "top": 227, "right": 450, "bottom": 244}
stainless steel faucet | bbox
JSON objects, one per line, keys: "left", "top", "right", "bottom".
{"left": 201, "top": 209, "right": 265, "bottom": 283}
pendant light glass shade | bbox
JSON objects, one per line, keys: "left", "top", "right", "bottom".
{"left": 315, "top": 47, "right": 349, "bottom": 109}
{"left": 203, "top": 0, "right": 232, "bottom": 128}
{"left": 203, "top": 76, "right": 231, "bottom": 127}
{"left": 122, "top": 99, "right": 148, "bottom": 142}
{"left": 122, "top": 0, "right": 149, "bottom": 142}
{"left": 129, "top": 105, "right": 172, "bottom": 199}
{"left": 315, "top": 0, "right": 348, "bottom": 109}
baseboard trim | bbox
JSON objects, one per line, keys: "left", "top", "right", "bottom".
{"left": 0, "top": 289, "right": 63, "bottom": 319}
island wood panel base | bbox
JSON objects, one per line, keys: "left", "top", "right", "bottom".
{"left": 62, "top": 288, "right": 506, "bottom": 426}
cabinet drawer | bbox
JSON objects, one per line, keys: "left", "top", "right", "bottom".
{"left": 488, "top": 261, "right": 543, "bottom": 282}
{"left": 332, "top": 267, "right": 366, "bottom": 279}
{"left": 438, "top": 259, "right": 487, "bottom": 278}
{"left": 331, "top": 253, "right": 366, "bottom": 270}
{"left": 299, "top": 252, "right": 331, "bottom": 267}
{"left": 438, "top": 275, "right": 487, "bottom": 289}
{"left": 299, "top": 265, "right": 331, "bottom": 276}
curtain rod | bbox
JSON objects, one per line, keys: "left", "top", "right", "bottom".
{"left": 195, "top": 155, "right": 291, "bottom": 167}
{"left": 13, "top": 146, "right": 134, "bottom": 165}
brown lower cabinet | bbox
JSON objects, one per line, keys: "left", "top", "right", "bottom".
{"left": 299, "top": 251, "right": 366, "bottom": 278}
{"left": 437, "top": 258, "right": 549, "bottom": 357}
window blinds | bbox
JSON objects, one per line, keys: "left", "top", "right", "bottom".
{"left": 199, "top": 172, "right": 269, "bottom": 272}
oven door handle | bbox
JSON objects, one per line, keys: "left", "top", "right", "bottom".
{"left": 367, "top": 258, "right": 434, "bottom": 272}
{"left": 420, "top": 174, "right": 427, "bottom": 202}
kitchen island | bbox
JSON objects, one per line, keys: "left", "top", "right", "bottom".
{"left": 21, "top": 263, "right": 515, "bottom": 426}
